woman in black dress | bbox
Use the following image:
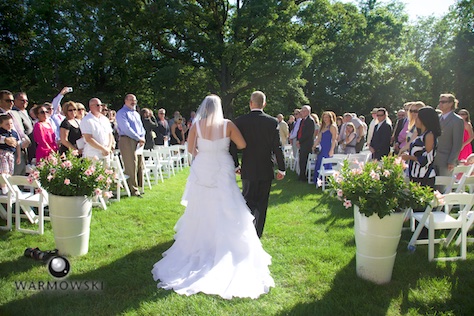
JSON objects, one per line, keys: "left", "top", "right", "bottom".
{"left": 59, "top": 101, "right": 82, "bottom": 154}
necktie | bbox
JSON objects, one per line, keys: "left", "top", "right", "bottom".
{"left": 298, "top": 118, "right": 304, "bottom": 139}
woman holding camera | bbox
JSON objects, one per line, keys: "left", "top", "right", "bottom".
{"left": 312, "top": 111, "right": 338, "bottom": 184}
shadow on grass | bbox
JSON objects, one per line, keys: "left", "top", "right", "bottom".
{"left": 277, "top": 235, "right": 474, "bottom": 315}
{"left": 1, "top": 240, "right": 175, "bottom": 316}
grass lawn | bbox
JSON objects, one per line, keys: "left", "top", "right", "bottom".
{"left": 1, "top": 167, "right": 474, "bottom": 316}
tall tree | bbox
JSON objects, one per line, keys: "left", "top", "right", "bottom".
{"left": 140, "top": 0, "right": 309, "bottom": 117}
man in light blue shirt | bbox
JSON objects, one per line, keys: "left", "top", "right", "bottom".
{"left": 116, "top": 94, "right": 146, "bottom": 197}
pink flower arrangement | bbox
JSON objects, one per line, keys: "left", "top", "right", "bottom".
{"left": 327, "top": 156, "right": 438, "bottom": 218}
{"left": 29, "top": 150, "right": 114, "bottom": 197}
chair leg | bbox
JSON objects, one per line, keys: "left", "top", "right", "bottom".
{"left": 428, "top": 216, "right": 435, "bottom": 261}
{"left": 39, "top": 205, "right": 44, "bottom": 235}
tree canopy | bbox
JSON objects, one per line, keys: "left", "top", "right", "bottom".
{"left": 1, "top": 0, "right": 472, "bottom": 118}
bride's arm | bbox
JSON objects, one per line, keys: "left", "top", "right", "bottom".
{"left": 228, "top": 121, "right": 246, "bottom": 150}
{"left": 187, "top": 125, "right": 198, "bottom": 156}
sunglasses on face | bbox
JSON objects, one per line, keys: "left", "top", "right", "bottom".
{"left": 439, "top": 100, "right": 451, "bottom": 104}
{"left": 39, "top": 110, "right": 50, "bottom": 114}
{"left": 409, "top": 109, "right": 418, "bottom": 113}
{"left": 68, "top": 109, "right": 77, "bottom": 112}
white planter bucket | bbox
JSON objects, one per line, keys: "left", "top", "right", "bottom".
{"left": 354, "top": 205, "right": 406, "bottom": 284}
{"left": 49, "top": 194, "right": 92, "bottom": 257}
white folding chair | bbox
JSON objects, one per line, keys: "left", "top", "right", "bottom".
{"left": 318, "top": 157, "right": 344, "bottom": 190}
{"left": 169, "top": 145, "right": 183, "bottom": 171}
{"left": 283, "top": 145, "right": 294, "bottom": 170}
{"left": 8, "top": 175, "right": 49, "bottom": 235}
{"left": 177, "top": 144, "right": 191, "bottom": 167}
{"left": 142, "top": 150, "right": 164, "bottom": 185}
{"left": 0, "top": 174, "right": 16, "bottom": 231}
{"left": 306, "top": 153, "right": 317, "bottom": 184}
{"left": 348, "top": 153, "right": 370, "bottom": 164}
{"left": 154, "top": 146, "right": 175, "bottom": 178}
{"left": 109, "top": 155, "right": 131, "bottom": 202}
{"left": 408, "top": 193, "right": 474, "bottom": 261}
{"left": 451, "top": 164, "right": 474, "bottom": 192}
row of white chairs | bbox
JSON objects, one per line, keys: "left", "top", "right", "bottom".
{"left": 0, "top": 145, "right": 191, "bottom": 234}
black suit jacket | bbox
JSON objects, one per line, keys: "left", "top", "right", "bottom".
{"left": 371, "top": 120, "right": 392, "bottom": 159}
{"left": 297, "top": 116, "right": 315, "bottom": 152}
{"left": 231, "top": 110, "right": 285, "bottom": 181}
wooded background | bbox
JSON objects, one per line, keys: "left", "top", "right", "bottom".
{"left": 1, "top": 0, "right": 473, "bottom": 119}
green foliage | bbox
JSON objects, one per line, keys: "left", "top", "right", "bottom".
{"left": 29, "top": 150, "right": 114, "bottom": 197}
{"left": 327, "top": 155, "right": 436, "bottom": 218}
{"left": 1, "top": 0, "right": 473, "bottom": 116}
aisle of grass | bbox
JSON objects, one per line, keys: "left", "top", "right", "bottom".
{"left": 1, "top": 168, "right": 474, "bottom": 315}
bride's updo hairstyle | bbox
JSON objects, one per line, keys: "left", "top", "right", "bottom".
{"left": 193, "top": 94, "right": 226, "bottom": 140}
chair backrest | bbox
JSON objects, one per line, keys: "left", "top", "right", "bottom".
{"left": 348, "top": 153, "right": 370, "bottom": 164}
{"left": 319, "top": 157, "right": 344, "bottom": 172}
{"left": 442, "top": 193, "right": 474, "bottom": 214}
{"left": 7, "top": 175, "right": 48, "bottom": 202}
{"left": 0, "top": 174, "right": 14, "bottom": 196}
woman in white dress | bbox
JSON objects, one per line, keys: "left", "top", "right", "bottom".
{"left": 151, "top": 95, "right": 275, "bottom": 299}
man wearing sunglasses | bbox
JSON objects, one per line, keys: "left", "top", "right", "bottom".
{"left": 434, "top": 93, "right": 464, "bottom": 177}
{"left": 0, "top": 90, "right": 31, "bottom": 174}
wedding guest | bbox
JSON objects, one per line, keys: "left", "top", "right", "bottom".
{"left": 457, "top": 109, "right": 473, "bottom": 161}
{"left": 277, "top": 114, "right": 289, "bottom": 145}
{"left": 141, "top": 108, "right": 160, "bottom": 150}
{"left": 117, "top": 94, "right": 145, "bottom": 197}
{"left": 76, "top": 103, "right": 87, "bottom": 121}
{"left": 80, "top": 98, "right": 114, "bottom": 166}
{"left": 311, "top": 113, "right": 320, "bottom": 139}
{"left": 155, "top": 108, "right": 170, "bottom": 146}
{"left": 401, "top": 106, "right": 441, "bottom": 188}
{"left": 289, "top": 109, "right": 301, "bottom": 160}
{"left": 50, "top": 87, "right": 72, "bottom": 141}
{"left": 59, "top": 101, "right": 82, "bottom": 154}
{"left": 434, "top": 93, "right": 464, "bottom": 176}
{"left": 341, "top": 122, "right": 357, "bottom": 154}
{"left": 399, "top": 101, "right": 424, "bottom": 154}
{"left": 312, "top": 111, "right": 338, "bottom": 183}
{"left": 107, "top": 109, "right": 119, "bottom": 149}
{"left": 336, "top": 116, "right": 343, "bottom": 134}
{"left": 366, "top": 109, "right": 378, "bottom": 148}
{"left": 287, "top": 114, "right": 296, "bottom": 134}
{"left": 0, "top": 114, "right": 21, "bottom": 193}
{"left": 392, "top": 104, "right": 410, "bottom": 154}
{"left": 297, "top": 105, "right": 315, "bottom": 181}
{"left": 170, "top": 116, "right": 185, "bottom": 145}
{"left": 370, "top": 108, "right": 392, "bottom": 160}
{"left": 33, "top": 104, "right": 58, "bottom": 163}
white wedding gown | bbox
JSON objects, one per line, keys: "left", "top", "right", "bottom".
{"left": 151, "top": 122, "right": 274, "bottom": 299}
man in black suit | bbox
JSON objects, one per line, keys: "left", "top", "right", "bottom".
{"left": 297, "top": 105, "right": 315, "bottom": 181}
{"left": 369, "top": 108, "right": 392, "bottom": 160}
{"left": 231, "top": 91, "right": 285, "bottom": 238}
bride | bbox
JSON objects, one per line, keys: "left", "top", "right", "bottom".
{"left": 151, "top": 95, "right": 275, "bottom": 299}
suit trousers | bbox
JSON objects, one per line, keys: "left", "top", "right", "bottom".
{"left": 241, "top": 179, "right": 272, "bottom": 238}
{"left": 299, "top": 146, "right": 312, "bottom": 181}
{"left": 119, "top": 136, "right": 143, "bottom": 196}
